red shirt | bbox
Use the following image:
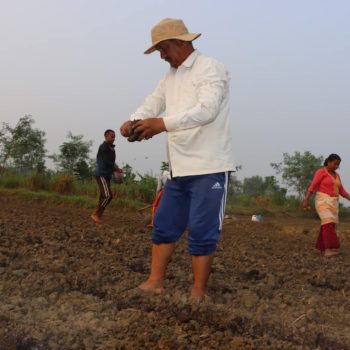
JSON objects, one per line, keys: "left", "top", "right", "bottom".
{"left": 308, "top": 168, "right": 349, "bottom": 197}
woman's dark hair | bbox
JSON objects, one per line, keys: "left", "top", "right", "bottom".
{"left": 104, "top": 129, "right": 115, "bottom": 136}
{"left": 324, "top": 153, "right": 341, "bottom": 166}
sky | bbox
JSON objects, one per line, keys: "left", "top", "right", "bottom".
{"left": 1, "top": 0, "right": 350, "bottom": 191}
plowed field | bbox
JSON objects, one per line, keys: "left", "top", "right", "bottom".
{"left": 1, "top": 194, "right": 350, "bottom": 349}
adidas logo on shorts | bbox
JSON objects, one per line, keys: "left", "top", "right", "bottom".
{"left": 211, "top": 182, "right": 222, "bottom": 190}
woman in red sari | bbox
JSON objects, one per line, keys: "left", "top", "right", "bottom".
{"left": 303, "top": 154, "right": 350, "bottom": 257}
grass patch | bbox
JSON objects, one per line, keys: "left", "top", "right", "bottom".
{"left": 0, "top": 188, "right": 146, "bottom": 210}
{"left": 227, "top": 202, "right": 306, "bottom": 218}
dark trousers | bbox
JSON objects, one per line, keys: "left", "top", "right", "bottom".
{"left": 94, "top": 176, "right": 113, "bottom": 217}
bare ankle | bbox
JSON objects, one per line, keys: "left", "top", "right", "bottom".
{"left": 138, "top": 279, "right": 164, "bottom": 294}
{"left": 191, "top": 286, "right": 206, "bottom": 300}
{"left": 91, "top": 213, "right": 101, "bottom": 224}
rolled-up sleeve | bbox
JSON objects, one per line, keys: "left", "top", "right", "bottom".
{"left": 164, "top": 63, "right": 229, "bottom": 132}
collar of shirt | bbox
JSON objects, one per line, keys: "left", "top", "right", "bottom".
{"left": 104, "top": 141, "right": 115, "bottom": 149}
{"left": 170, "top": 50, "right": 199, "bottom": 72}
{"left": 181, "top": 50, "right": 198, "bottom": 68}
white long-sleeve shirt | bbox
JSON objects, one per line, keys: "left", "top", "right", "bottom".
{"left": 131, "top": 50, "right": 235, "bottom": 177}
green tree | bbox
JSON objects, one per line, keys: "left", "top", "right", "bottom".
{"left": 228, "top": 165, "right": 243, "bottom": 194}
{"left": 0, "top": 115, "right": 46, "bottom": 172}
{"left": 122, "top": 163, "right": 137, "bottom": 183}
{"left": 263, "top": 176, "right": 283, "bottom": 195}
{"left": 50, "top": 132, "right": 93, "bottom": 178}
{"left": 241, "top": 174, "right": 286, "bottom": 203}
{"left": 243, "top": 176, "right": 265, "bottom": 196}
{"left": 263, "top": 176, "right": 287, "bottom": 204}
{"left": 160, "top": 161, "right": 169, "bottom": 172}
{"left": 271, "top": 151, "right": 323, "bottom": 198}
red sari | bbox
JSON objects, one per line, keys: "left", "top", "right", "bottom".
{"left": 315, "top": 222, "right": 340, "bottom": 251}
{"left": 308, "top": 168, "right": 348, "bottom": 252}
{"left": 149, "top": 189, "right": 164, "bottom": 227}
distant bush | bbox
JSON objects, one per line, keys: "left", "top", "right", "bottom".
{"left": 340, "top": 204, "right": 350, "bottom": 219}
{"left": 27, "top": 172, "right": 51, "bottom": 191}
{"left": 74, "top": 178, "right": 98, "bottom": 197}
{"left": 51, "top": 173, "right": 75, "bottom": 195}
{"left": 0, "top": 172, "right": 24, "bottom": 189}
{"left": 1, "top": 169, "right": 349, "bottom": 218}
{"left": 114, "top": 175, "right": 156, "bottom": 203}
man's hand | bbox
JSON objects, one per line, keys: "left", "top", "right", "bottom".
{"left": 120, "top": 121, "right": 133, "bottom": 137}
{"left": 132, "top": 118, "right": 166, "bottom": 141}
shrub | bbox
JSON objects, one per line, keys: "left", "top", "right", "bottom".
{"left": 51, "top": 173, "right": 75, "bottom": 195}
{"left": 113, "top": 175, "right": 156, "bottom": 203}
{"left": 73, "top": 178, "right": 98, "bottom": 197}
{"left": 0, "top": 172, "right": 24, "bottom": 189}
{"left": 27, "top": 172, "right": 51, "bottom": 191}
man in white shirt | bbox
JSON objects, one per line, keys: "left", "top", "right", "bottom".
{"left": 120, "top": 18, "right": 234, "bottom": 300}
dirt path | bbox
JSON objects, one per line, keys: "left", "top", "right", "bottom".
{"left": 1, "top": 194, "right": 350, "bottom": 349}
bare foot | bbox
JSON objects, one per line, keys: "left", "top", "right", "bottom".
{"left": 138, "top": 280, "right": 164, "bottom": 294}
{"left": 324, "top": 249, "right": 339, "bottom": 257}
{"left": 91, "top": 213, "right": 101, "bottom": 224}
{"left": 190, "top": 287, "right": 206, "bottom": 301}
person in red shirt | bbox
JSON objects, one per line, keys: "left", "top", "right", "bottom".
{"left": 303, "top": 154, "right": 350, "bottom": 257}
{"left": 148, "top": 170, "right": 170, "bottom": 228}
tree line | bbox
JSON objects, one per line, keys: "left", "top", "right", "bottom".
{"left": 0, "top": 115, "right": 94, "bottom": 178}
{"left": 0, "top": 115, "right": 324, "bottom": 200}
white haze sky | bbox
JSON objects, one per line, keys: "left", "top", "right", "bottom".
{"left": 1, "top": 0, "right": 350, "bottom": 192}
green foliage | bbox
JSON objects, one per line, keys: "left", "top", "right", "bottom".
{"left": 26, "top": 172, "right": 51, "bottom": 191}
{"left": 137, "top": 174, "right": 157, "bottom": 202}
{"left": 229, "top": 175, "right": 243, "bottom": 194}
{"left": 271, "top": 151, "right": 323, "bottom": 198}
{"left": 0, "top": 115, "right": 46, "bottom": 172}
{"left": 50, "top": 132, "right": 93, "bottom": 178}
{"left": 0, "top": 188, "right": 94, "bottom": 208}
{"left": 339, "top": 203, "right": 350, "bottom": 219}
{"left": 229, "top": 168, "right": 243, "bottom": 194}
{"left": 115, "top": 173, "right": 157, "bottom": 203}
{"left": 160, "top": 161, "right": 169, "bottom": 172}
{"left": 0, "top": 149, "right": 347, "bottom": 218}
{"left": 242, "top": 176, "right": 265, "bottom": 196}
{"left": 233, "top": 175, "right": 287, "bottom": 205}
{"left": 74, "top": 180, "right": 98, "bottom": 197}
{"left": 51, "top": 173, "right": 75, "bottom": 195}
{"left": 271, "top": 189, "right": 288, "bottom": 205}
{"left": 122, "top": 163, "right": 137, "bottom": 183}
{"left": 0, "top": 170, "right": 49, "bottom": 190}
{"left": 0, "top": 171, "right": 25, "bottom": 189}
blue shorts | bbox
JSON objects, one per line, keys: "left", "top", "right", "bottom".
{"left": 152, "top": 172, "right": 230, "bottom": 256}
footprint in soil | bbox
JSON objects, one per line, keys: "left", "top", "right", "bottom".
{"left": 308, "top": 277, "right": 345, "bottom": 291}
{"left": 0, "top": 333, "right": 47, "bottom": 350}
{"left": 315, "top": 333, "right": 350, "bottom": 350}
{"left": 128, "top": 260, "right": 146, "bottom": 273}
{"left": 240, "top": 269, "right": 266, "bottom": 281}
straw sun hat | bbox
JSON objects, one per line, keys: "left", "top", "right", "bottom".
{"left": 144, "top": 18, "right": 201, "bottom": 54}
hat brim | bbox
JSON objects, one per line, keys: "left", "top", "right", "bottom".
{"left": 144, "top": 33, "right": 201, "bottom": 55}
